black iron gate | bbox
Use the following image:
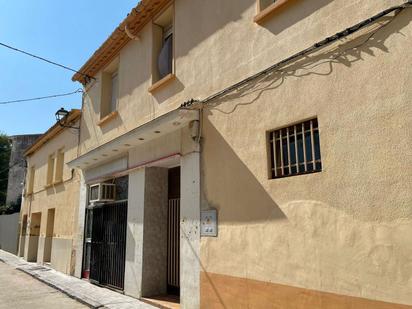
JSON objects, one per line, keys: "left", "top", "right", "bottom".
{"left": 167, "top": 198, "right": 180, "bottom": 290}
{"left": 167, "top": 167, "right": 180, "bottom": 295}
{"left": 90, "top": 200, "right": 127, "bottom": 290}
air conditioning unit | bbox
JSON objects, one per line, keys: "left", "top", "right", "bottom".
{"left": 89, "top": 183, "right": 116, "bottom": 203}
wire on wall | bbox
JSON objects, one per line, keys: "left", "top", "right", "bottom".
{"left": 181, "top": 1, "right": 412, "bottom": 108}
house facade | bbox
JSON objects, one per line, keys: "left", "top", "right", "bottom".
{"left": 18, "top": 110, "right": 81, "bottom": 275}
{"left": 65, "top": 0, "right": 412, "bottom": 308}
{"left": 0, "top": 134, "right": 40, "bottom": 255}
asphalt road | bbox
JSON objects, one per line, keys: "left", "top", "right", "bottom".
{"left": 0, "top": 262, "right": 87, "bottom": 309}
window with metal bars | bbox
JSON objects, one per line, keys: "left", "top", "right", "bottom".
{"left": 269, "top": 118, "right": 322, "bottom": 179}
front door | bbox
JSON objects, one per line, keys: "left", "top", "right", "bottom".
{"left": 89, "top": 201, "right": 127, "bottom": 290}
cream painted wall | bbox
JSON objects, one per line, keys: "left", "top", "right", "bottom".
{"left": 200, "top": 8, "right": 412, "bottom": 305}
{"left": 20, "top": 123, "right": 81, "bottom": 274}
{"left": 73, "top": 0, "right": 411, "bottom": 305}
{"left": 78, "top": 0, "right": 405, "bottom": 155}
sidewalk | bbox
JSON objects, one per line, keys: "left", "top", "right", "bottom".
{"left": 0, "top": 250, "right": 154, "bottom": 309}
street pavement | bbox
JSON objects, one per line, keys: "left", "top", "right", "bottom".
{"left": 0, "top": 262, "right": 87, "bottom": 309}
{"left": 0, "top": 250, "right": 155, "bottom": 309}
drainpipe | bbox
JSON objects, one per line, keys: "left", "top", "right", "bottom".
{"left": 124, "top": 24, "right": 140, "bottom": 41}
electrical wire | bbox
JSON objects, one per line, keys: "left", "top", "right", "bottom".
{"left": 181, "top": 1, "right": 412, "bottom": 108}
{"left": 0, "top": 89, "right": 83, "bottom": 105}
{"left": 0, "top": 42, "right": 95, "bottom": 80}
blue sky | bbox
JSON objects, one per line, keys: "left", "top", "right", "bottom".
{"left": 0, "top": 1, "right": 137, "bottom": 136}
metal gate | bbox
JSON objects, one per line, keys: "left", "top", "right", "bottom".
{"left": 90, "top": 200, "right": 127, "bottom": 290}
{"left": 167, "top": 198, "right": 180, "bottom": 290}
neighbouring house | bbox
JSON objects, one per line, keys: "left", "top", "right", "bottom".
{"left": 6, "top": 134, "right": 41, "bottom": 208}
{"left": 42, "top": 0, "right": 412, "bottom": 308}
{"left": 0, "top": 134, "right": 40, "bottom": 254}
{"left": 18, "top": 110, "right": 81, "bottom": 275}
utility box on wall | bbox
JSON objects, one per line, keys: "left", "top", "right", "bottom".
{"left": 201, "top": 209, "right": 217, "bottom": 237}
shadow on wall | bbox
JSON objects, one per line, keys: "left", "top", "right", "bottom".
{"left": 152, "top": 76, "right": 185, "bottom": 104}
{"left": 206, "top": 9, "right": 411, "bottom": 114}
{"left": 260, "top": 0, "right": 334, "bottom": 35}
{"left": 177, "top": 0, "right": 333, "bottom": 58}
{"left": 201, "top": 118, "right": 287, "bottom": 223}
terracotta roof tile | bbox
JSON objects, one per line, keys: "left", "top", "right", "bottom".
{"left": 72, "top": 0, "right": 171, "bottom": 85}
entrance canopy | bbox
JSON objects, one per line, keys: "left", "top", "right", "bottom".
{"left": 68, "top": 108, "right": 198, "bottom": 171}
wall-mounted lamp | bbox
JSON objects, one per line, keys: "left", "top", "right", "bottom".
{"left": 55, "top": 107, "right": 79, "bottom": 130}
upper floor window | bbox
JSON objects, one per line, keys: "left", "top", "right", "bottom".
{"left": 268, "top": 118, "right": 322, "bottom": 179}
{"left": 255, "top": 0, "right": 290, "bottom": 23}
{"left": 110, "top": 72, "right": 119, "bottom": 113}
{"left": 100, "top": 59, "right": 119, "bottom": 120}
{"left": 260, "top": 0, "right": 279, "bottom": 10}
{"left": 47, "top": 154, "right": 55, "bottom": 186}
{"left": 27, "top": 166, "right": 35, "bottom": 194}
{"left": 46, "top": 149, "right": 65, "bottom": 186}
{"left": 54, "top": 148, "right": 64, "bottom": 183}
{"left": 150, "top": 4, "right": 174, "bottom": 90}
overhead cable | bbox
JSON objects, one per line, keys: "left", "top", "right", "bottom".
{"left": 0, "top": 89, "right": 83, "bottom": 105}
{"left": 0, "top": 42, "right": 94, "bottom": 80}
{"left": 181, "top": 1, "right": 412, "bottom": 108}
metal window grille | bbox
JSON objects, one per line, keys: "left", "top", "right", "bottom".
{"left": 269, "top": 118, "right": 322, "bottom": 179}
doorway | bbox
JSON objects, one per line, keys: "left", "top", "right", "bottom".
{"left": 89, "top": 201, "right": 128, "bottom": 290}
{"left": 142, "top": 167, "right": 181, "bottom": 308}
{"left": 167, "top": 167, "right": 180, "bottom": 296}
{"left": 19, "top": 215, "right": 28, "bottom": 257}
{"left": 43, "top": 208, "right": 55, "bottom": 263}
{"left": 27, "top": 212, "right": 41, "bottom": 262}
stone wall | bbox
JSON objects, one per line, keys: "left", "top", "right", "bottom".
{"left": 6, "top": 134, "right": 41, "bottom": 206}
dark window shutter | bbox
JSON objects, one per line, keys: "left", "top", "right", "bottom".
{"left": 158, "top": 34, "right": 173, "bottom": 79}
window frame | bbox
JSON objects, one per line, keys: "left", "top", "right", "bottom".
{"left": 254, "top": 0, "right": 291, "bottom": 24}
{"left": 54, "top": 148, "right": 65, "bottom": 184}
{"left": 99, "top": 58, "right": 120, "bottom": 125}
{"left": 46, "top": 154, "right": 55, "bottom": 186}
{"left": 109, "top": 71, "right": 119, "bottom": 113}
{"left": 27, "top": 165, "right": 35, "bottom": 195}
{"left": 267, "top": 118, "right": 322, "bottom": 180}
{"left": 149, "top": 3, "right": 175, "bottom": 93}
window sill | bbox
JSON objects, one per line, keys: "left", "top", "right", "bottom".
{"left": 254, "top": 0, "right": 291, "bottom": 24}
{"left": 98, "top": 111, "right": 119, "bottom": 127}
{"left": 148, "top": 73, "right": 175, "bottom": 93}
{"left": 44, "top": 180, "right": 63, "bottom": 189}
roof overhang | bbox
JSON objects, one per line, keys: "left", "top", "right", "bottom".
{"left": 68, "top": 108, "right": 198, "bottom": 170}
{"left": 73, "top": 0, "right": 172, "bottom": 85}
{"left": 24, "top": 109, "right": 81, "bottom": 157}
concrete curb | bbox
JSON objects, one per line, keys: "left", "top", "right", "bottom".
{"left": 0, "top": 250, "right": 154, "bottom": 309}
{"left": 16, "top": 267, "right": 99, "bottom": 308}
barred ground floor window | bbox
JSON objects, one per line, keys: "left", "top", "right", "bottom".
{"left": 269, "top": 118, "right": 322, "bottom": 179}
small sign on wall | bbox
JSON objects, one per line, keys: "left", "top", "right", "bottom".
{"left": 201, "top": 209, "right": 217, "bottom": 237}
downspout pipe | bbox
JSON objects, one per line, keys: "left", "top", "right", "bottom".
{"left": 124, "top": 24, "right": 140, "bottom": 40}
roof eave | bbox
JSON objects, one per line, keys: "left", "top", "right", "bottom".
{"left": 24, "top": 109, "right": 81, "bottom": 157}
{"left": 72, "top": 0, "right": 172, "bottom": 85}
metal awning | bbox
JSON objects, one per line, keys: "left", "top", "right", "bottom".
{"left": 68, "top": 108, "right": 198, "bottom": 170}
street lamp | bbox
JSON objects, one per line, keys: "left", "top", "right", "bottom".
{"left": 55, "top": 107, "right": 79, "bottom": 129}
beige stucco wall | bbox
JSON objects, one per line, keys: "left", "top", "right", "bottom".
{"left": 20, "top": 124, "right": 80, "bottom": 274}
{"left": 200, "top": 7, "right": 412, "bottom": 306}
{"left": 78, "top": 0, "right": 405, "bottom": 154}
{"left": 74, "top": 0, "right": 412, "bottom": 306}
